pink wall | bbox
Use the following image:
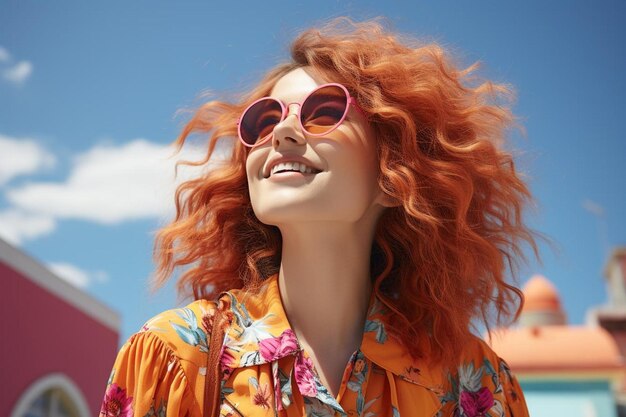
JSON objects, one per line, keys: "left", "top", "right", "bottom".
{"left": 1, "top": 262, "right": 119, "bottom": 417}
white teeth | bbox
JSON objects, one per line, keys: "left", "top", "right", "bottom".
{"left": 270, "top": 161, "right": 317, "bottom": 176}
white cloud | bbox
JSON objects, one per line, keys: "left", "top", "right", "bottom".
{"left": 0, "top": 46, "right": 32, "bottom": 85}
{"left": 6, "top": 138, "right": 220, "bottom": 224}
{"left": 0, "top": 134, "right": 56, "bottom": 186}
{"left": 3, "top": 60, "right": 33, "bottom": 85}
{"left": 0, "top": 46, "right": 10, "bottom": 62}
{"left": 0, "top": 209, "right": 56, "bottom": 245}
{"left": 47, "top": 261, "right": 109, "bottom": 289}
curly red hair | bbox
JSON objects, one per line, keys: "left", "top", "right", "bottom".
{"left": 154, "top": 18, "right": 541, "bottom": 368}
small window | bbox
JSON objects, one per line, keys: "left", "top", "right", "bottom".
{"left": 21, "top": 386, "right": 80, "bottom": 417}
{"left": 11, "top": 374, "right": 90, "bottom": 417}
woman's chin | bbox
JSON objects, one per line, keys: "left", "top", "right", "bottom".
{"left": 253, "top": 204, "right": 323, "bottom": 226}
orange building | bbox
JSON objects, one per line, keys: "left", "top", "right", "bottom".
{"left": 487, "top": 248, "right": 626, "bottom": 417}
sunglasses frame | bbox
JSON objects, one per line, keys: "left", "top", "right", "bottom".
{"left": 237, "top": 83, "right": 364, "bottom": 148}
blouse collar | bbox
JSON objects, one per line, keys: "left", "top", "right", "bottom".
{"left": 218, "top": 273, "right": 445, "bottom": 396}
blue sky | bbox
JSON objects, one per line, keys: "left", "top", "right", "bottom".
{"left": 1, "top": 1, "right": 624, "bottom": 343}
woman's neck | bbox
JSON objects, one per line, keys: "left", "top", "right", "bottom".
{"left": 277, "top": 222, "right": 374, "bottom": 360}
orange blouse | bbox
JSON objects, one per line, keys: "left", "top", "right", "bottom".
{"left": 100, "top": 274, "right": 529, "bottom": 417}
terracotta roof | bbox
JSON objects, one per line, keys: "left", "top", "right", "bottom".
{"left": 487, "top": 325, "right": 623, "bottom": 372}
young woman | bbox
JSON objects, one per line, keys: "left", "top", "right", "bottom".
{"left": 100, "top": 18, "right": 538, "bottom": 417}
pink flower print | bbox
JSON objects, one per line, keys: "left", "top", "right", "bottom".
{"left": 219, "top": 345, "right": 237, "bottom": 381}
{"left": 220, "top": 345, "right": 236, "bottom": 370}
{"left": 294, "top": 353, "right": 318, "bottom": 397}
{"left": 100, "top": 383, "right": 133, "bottom": 417}
{"left": 259, "top": 329, "right": 299, "bottom": 362}
{"left": 459, "top": 387, "right": 494, "bottom": 417}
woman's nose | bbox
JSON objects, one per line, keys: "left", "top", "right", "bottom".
{"left": 271, "top": 104, "right": 306, "bottom": 149}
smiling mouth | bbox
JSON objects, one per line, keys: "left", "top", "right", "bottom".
{"left": 265, "top": 161, "right": 323, "bottom": 179}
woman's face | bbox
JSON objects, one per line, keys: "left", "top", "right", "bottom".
{"left": 245, "top": 67, "right": 389, "bottom": 228}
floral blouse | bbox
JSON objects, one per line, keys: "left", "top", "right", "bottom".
{"left": 100, "top": 274, "right": 529, "bottom": 417}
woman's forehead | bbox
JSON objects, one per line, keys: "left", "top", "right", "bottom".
{"left": 269, "top": 67, "right": 328, "bottom": 102}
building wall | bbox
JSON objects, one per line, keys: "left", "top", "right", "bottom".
{"left": 1, "top": 261, "right": 119, "bottom": 417}
{"left": 522, "top": 380, "right": 618, "bottom": 417}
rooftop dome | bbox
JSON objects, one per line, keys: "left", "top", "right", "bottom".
{"left": 523, "top": 274, "right": 562, "bottom": 313}
{"left": 519, "top": 274, "right": 567, "bottom": 326}
{"left": 486, "top": 273, "right": 623, "bottom": 374}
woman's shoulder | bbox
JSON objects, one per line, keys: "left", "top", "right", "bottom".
{"left": 456, "top": 334, "right": 519, "bottom": 389}
{"left": 100, "top": 299, "right": 218, "bottom": 417}
{"left": 436, "top": 333, "right": 529, "bottom": 417}
{"left": 137, "top": 298, "right": 218, "bottom": 362}
{"left": 457, "top": 333, "right": 507, "bottom": 364}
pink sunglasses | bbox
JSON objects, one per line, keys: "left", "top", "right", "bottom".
{"left": 237, "top": 83, "right": 364, "bottom": 147}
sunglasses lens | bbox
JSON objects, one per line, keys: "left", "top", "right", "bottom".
{"left": 300, "top": 85, "right": 349, "bottom": 135}
{"left": 240, "top": 98, "right": 283, "bottom": 146}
